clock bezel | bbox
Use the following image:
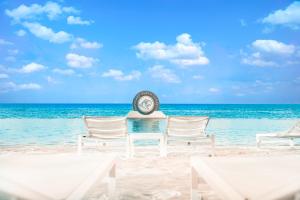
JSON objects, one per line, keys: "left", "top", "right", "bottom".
{"left": 132, "top": 91, "right": 159, "bottom": 115}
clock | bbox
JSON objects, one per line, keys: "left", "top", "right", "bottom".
{"left": 133, "top": 91, "right": 159, "bottom": 115}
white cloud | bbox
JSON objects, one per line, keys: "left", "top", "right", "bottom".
{"left": 23, "top": 22, "right": 72, "bottom": 43}
{"left": 46, "top": 76, "right": 59, "bottom": 84}
{"left": 209, "top": 87, "right": 220, "bottom": 93}
{"left": 102, "top": 69, "right": 141, "bottom": 81}
{"left": 0, "top": 39, "right": 13, "bottom": 45}
{"left": 8, "top": 49, "right": 19, "bottom": 55}
{"left": 0, "top": 74, "right": 9, "bottom": 79}
{"left": 5, "top": 56, "right": 16, "bottom": 62}
{"left": 18, "top": 83, "right": 42, "bottom": 90}
{"left": 19, "top": 62, "right": 46, "bottom": 73}
{"left": 294, "top": 77, "right": 300, "bottom": 84}
{"left": 67, "top": 16, "right": 93, "bottom": 25}
{"left": 66, "top": 53, "right": 98, "bottom": 68}
{"left": 148, "top": 65, "right": 181, "bottom": 83}
{"left": 252, "top": 40, "right": 295, "bottom": 55}
{"left": 242, "top": 52, "right": 277, "bottom": 67}
{"left": 262, "top": 1, "right": 300, "bottom": 29}
{"left": 62, "top": 6, "right": 79, "bottom": 13}
{"left": 70, "top": 38, "right": 102, "bottom": 49}
{"left": 16, "top": 29, "right": 26, "bottom": 36}
{"left": 241, "top": 39, "right": 299, "bottom": 67}
{"left": 192, "top": 75, "right": 204, "bottom": 80}
{"left": 5, "top": 1, "right": 79, "bottom": 22}
{"left": 236, "top": 93, "right": 246, "bottom": 97}
{"left": 134, "top": 33, "right": 209, "bottom": 67}
{"left": 52, "top": 68, "right": 75, "bottom": 75}
{"left": 0, "top": 81, "right": 41, "bottom": 92}
{"left": 5, "top": 50, "right": 18, "bottom": 63}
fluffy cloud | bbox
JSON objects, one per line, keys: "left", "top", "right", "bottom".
{"left": 0, "top": 82, "right": 41, "bottom": 92}
{"left": 102, "top": 69, "right": 141, "bottom": 81}
{"left": 134, "top": 33, "right": 209, "bottom": 67}
{"left": 242, "top": 52, "right": 277, "bottom": 67}
{"left": 0, "top": 74, "right": 9, "bottom": 79}
{"left": 232, "top": 80, "right": 279, "bottom": 96}
{"left": 148, "top": 65, "right": 181, "bottom": 83}
{"left": 67, "top": 16, "right": 93, "bottom": 25}
{"left": 0, "top": 39, "right": 13, "bottom": 45}
{"left": 18, "top": 83, "right": 42, "bottom": 90}
{"left": 16, "top": 29, "right": 26, "bottom": 37}
{"left": 23, "top": 22, "right": 72, "bottom": 43}
{"left": 66, "top": 53, "right": 98, "bottom": 68}
{"left": 5, "top": 1, "right": 79, "bottom": 22}
{"left": 252, "top": 40, "right": 295, "bottom": 55}
{"left": 46, "top": 76, "right": 59, "bottom": 84}
{"left": 209, "top": 88, "right": 220, "bottom": 93}
{"left": 70, "top": 38, "right": 102, "bottom": 49}
{"left": 262, "top": 1, "right": 300, "bottom": 29}
{"left": 52, "top": 68, "right": 75, "bottom": 75}
{"left": 192, "top": 75, "right": 204, "bottom": 80}
{"left": 19, "top": 62, "right": 46, "bottom": 73}
{"left": 242, "top": 39, "right": 298, "bottom": 67}
{"left": 8, "top": 49, "right": 19, "bottom": 55}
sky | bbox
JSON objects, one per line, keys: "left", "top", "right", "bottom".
{"left": 0, "top": 0, "right": 299, "bottom": 103}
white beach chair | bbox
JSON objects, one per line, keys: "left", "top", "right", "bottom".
{"left": 0, "top": 153, "right": 117, "bottom": 200}
{"left": 256, "top": 121, "right": 300, "bottom": 148}
{"left": 78, "top": 116, "right": 132, "bottom": 157}
{"left": 164, "top": 116, "right": 215, "bottom": 156}
{"left": 191, "top": 155, "right": 300, "bottom": 200}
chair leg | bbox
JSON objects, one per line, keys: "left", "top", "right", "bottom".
{"left": 289, "top": 138, "right": 295, "bottom": 148}
{"left": 164, "top": 136, "right": 168, "bottom": 157}
{"left": 108, "top": 164, "right": 116, "bottom": 200}
{"left": 77, "top": 135, "right": 82, "bottom": 155}
{"left": 191, "top": 167, "right": 201, "bottom": 200}
{"left": 256, "top": 136, "right": 261, "bottom": 148}
{"left": 130, "top": 136, "right": 135, "bottom": 157}
{"left": 210, "top": 134, "right": 215, "bottom": 156}
{"left": 126, "top": 136, "right": 132, "bottom": 158}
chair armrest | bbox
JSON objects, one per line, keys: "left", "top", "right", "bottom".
{"left": 256, "top": 132, "right": 282, "bottom": 137}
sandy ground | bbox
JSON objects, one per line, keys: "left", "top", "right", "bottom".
{"left": 1, "top": 145, "right": 300, "bottom": 200}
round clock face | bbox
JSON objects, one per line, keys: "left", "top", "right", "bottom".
{"left": 137, "top": 95, "right": 155, "bottom": 114}
{"left": 133, "top": 91, "right": 159, "bottom": 115}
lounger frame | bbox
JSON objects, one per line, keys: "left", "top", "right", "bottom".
{"left": 256, "top": 121, "right": 300, "bottom": 148}
{"left": 78, "top": 116, "right": 133, "bottom": 157}
{"left": 164, "top": 116, "right": 215, "bottom": 156}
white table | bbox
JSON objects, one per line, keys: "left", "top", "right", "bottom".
{"left": 129, "top": 133, "right": 166, "bottom": 157}
{"left": 0, "top": 153, "right": 117, "bottom": 200}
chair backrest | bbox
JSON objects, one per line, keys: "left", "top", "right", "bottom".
{"left": 286, "top": 120, "right": 300, "bottom": 136}
{"left": 166, "top": 116, "right": 209, "bottom": 137}
{"left": 83, "top": 116, "right": 127, "bottom": 138}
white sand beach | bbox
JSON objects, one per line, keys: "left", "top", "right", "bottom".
{"left": 1, "top": 145, "right": 300, "bottom": 200}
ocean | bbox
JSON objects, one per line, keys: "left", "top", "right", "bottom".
{"left": 0, "top": 104, "right": 300, "bottom": 146}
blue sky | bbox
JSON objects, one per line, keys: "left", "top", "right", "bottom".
{"left": 0, "top": 0, "right": 299, "bottom": 103}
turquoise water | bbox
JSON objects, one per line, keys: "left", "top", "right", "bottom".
{"left": 0, "top": 104, "right": 300, "bottom": 146}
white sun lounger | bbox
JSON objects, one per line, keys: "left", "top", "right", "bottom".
{"left": 256, "top": 121, "right": 300, "bottom": 148}
{"left": 78, "top": 116, "right": 132, "bottom": 157}
{"left": 191, "top": 155, "right": 300, "bottom": 200}
{"left": 164, "top": 117, "right": 215, "bottom": 156}
{"left": 0, "top": 153, "right": 117, "bottom": 200}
